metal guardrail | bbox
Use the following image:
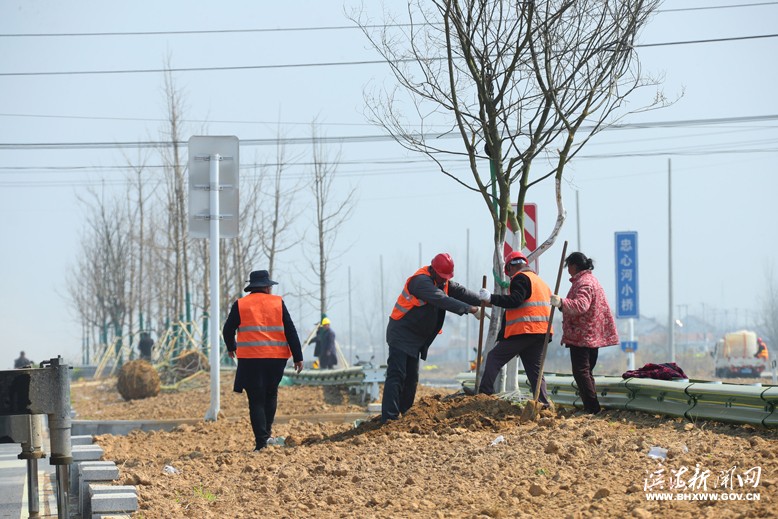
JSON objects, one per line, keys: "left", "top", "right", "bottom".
{"left": 1, "top": 357, "right": 73, "bottom": 518}
{"left": 284, "top": 366, "right": 367, "bottom": 386}
{"left": 283, "top": 365, "right": 386, "bottom": 403}
{"left": 457, "top": 371, "right": 778, "bottom": 427}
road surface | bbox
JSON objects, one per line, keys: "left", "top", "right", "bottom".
{"left": 0, "top": 443, "right": 58, "bottom": 518}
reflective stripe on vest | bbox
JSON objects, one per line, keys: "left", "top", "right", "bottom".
{"left": 505, "top": 271, "right": 553, "bottom": 336}
{"left": 236, "top": 293, "right": 291, "bottom": 359}
{"left": 390, "top": 266, "right": 449, "bottom": 320}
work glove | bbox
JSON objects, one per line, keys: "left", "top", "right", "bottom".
{"left": 550, "top": 294, "right": 562, "bottom": 308}
{"left": 478, "top": 288, "right": 491, "bottom": 302}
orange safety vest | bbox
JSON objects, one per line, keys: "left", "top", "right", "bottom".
{"left": 504, "top": 270, "right": 553, "bottom": 337}
{"left": 757, "top": 343, "right": 769, "bottom": 360}
{"left": 390, "top": 266, "right": 449, "bottom": 320}
{"left": 235, "top": 293, "right": 291, "bottom": 359}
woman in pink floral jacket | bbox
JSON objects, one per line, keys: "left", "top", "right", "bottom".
{"left": 550, "top": 252, "right": 619, "bottom": 414}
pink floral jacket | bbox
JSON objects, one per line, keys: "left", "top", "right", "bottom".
{"left": 560, "top": 269, "right": 619, "bottom": 348}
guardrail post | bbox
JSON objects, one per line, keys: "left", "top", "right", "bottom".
{"left": 0, "top": 356, "right": 73, "bottom": 518}
{"left": 18, "top": 415, "right": 46, "bottom": 516}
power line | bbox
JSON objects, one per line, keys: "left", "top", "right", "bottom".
{"left": 1, "top": 130, "right": 775, "bottom": 179}
{"left": 657, "top": 1, "right": 778, "bottom": 13}
{"left": 2, "top": 3, "right": 776, "bottom": 38}
{"left": 1, "top": 144, "right": 775, "bottom": 188}
{"left": 0, "top": 59, "right": 398, "bottom": 77}
{"left": 0, "top": 112, "right": 374, "bottom": 127}
{"left": 1, "top": 113, "right": 776, "bottom": 151}
{"left": 1, "top": 34, "right": 776, "bottom": 77}
{"left": 638, "top": 33, "right": 778, "bottom": 48}
{"left": 0, "top": 157, "right": 430, "bottom": 173}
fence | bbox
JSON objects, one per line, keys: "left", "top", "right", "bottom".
{"left": 508, "top": 373, "right": 778, "bottom": 427}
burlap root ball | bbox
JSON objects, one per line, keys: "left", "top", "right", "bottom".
{"left": 117, "top": 359, "right": 161, "bottom": 401}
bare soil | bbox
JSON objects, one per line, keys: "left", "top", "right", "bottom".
{"left": 72, "top": 373, "right": 778, "bottom": 518}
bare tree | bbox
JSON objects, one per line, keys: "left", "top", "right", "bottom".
{"left": 351, "top": 0, "right": 669, "bottom": 359}
{"left": 307, "top": 124, "right": 357, "bottom": 319}
{"left": 259, "top": 131, "right": 305, "bottom": 279}
{"left": 121, "top": 148, "right": 160, "bottom": 349}
{"left": 159, "top": 64, "right": 192, "bottom": 326}
{"left": 67, "top": 187, "right": 132, "bottom": 362}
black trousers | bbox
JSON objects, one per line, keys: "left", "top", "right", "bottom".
{"left": 242, "top": 359, "right": 286, "bottom": 449}
{"left": 478, "top": 333, "right": 549, "bottom": 405}
{"left": 568, "top": 345, "right": 601, "bottom": 414}
{"left": 381, "top": 346, "right": 420, "bottom": 423}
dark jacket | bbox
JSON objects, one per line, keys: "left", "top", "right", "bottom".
{"left": 14, "top": 355, "right": 32, "bottom": 369}
{"left": 222, "top": 293, "right": 303, "bottom": 392}
{"left": 137, "top": 335, "right": 153, "bottom": 359}
{"left": 386, "top": 271, "right": 480, "bottom": 360}
{"left": 311, "top": 326, "right": 337, "bottom": 367}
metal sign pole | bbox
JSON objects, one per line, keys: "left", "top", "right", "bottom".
{"left": 628, "top": 318, "right": 635, "bottom": 370}
{"left": 188, "top": 135, "right": 238, "bottom": 421}
{"left": 205, "top": 154, "right": 221, "bottom": 421}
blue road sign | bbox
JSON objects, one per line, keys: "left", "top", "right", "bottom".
{"left": 621, "top": 340, "right": 638, "bottom": 353}
{"left": 614, "top": 231, "right": 639, "bottom": 318}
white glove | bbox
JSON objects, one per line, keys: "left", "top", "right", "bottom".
{"left": 472, "top": 307, "right": 483, "bottom": 320}
{"left": 478, "top": 288, "right": 491, "bottom": 302}
{"left": 550, "top": 294, "right": 562, "bottom": 308}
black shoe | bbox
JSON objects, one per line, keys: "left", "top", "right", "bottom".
{"left": 462, "top": 386, "right": 476, "bottom": 396}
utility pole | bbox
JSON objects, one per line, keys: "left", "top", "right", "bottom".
{"left": 668, "top": 159, "right": 675, "bottom": 363}
{"left": 348, "top": 266, "right": 353, "bottom": 365}
{"left": 380, "top": 255, "right": 385, "bottom": 362}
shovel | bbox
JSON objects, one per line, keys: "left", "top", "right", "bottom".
{"left": 473, "top": 275, "right": 487, "bottom": 395}
{"left": 520, "top": 240, "right": 568, "bottom": 423}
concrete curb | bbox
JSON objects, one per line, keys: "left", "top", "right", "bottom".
{"left": 69, "top": 437, "right": 138, "bottom": 517}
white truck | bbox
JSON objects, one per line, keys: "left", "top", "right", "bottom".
{"left": 713, "top": 330, "right": 768, "bottom": 378}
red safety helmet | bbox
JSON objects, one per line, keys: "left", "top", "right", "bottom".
{"left": 504, "top": 250, "right": 527, "bottom": 273}
{"left": 431, "top": 253, "right": 455, "bottom": 280}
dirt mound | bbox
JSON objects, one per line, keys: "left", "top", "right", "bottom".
{"left": 309, "top": 393, "right": 526, "bottom": 447}
{"left": 116, "top": 360, "right": 160, "bottom": 401}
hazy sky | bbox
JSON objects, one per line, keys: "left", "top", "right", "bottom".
{"left": 1, "top": 1, "right": 777, "bottom": 366}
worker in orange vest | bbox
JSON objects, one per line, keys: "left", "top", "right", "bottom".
{"left": 382, "top": 253, "right": 482, "bottom": 423}
{"left": 223, "top": 270, "right": 304, "bottom": 452}
{"left": 756, "top": 337, "right": 769, "bottom": 360}
{"left": 477, "top": 250, "right": 551, "bottom": 406}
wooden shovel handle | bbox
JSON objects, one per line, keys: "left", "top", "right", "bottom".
{"left": 533, "top": 240, "right": 568, "bottom": 403}
{"left": 474, "top": 275, "right": 487, "bottom": 394}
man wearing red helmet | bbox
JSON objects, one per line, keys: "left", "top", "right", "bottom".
{"left": 476, "top": 250, "right": 551, "bottom": 406}
{"left": 382, "top": 253, "right": 482, "bottom": 423}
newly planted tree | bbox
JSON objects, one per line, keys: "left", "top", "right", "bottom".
{"left": 352, "top": 0, "right": 669, "bottom": 379}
